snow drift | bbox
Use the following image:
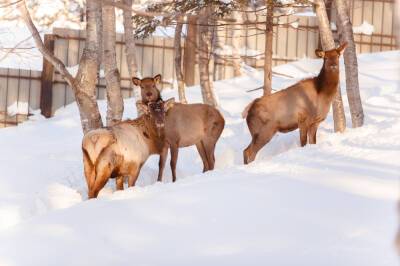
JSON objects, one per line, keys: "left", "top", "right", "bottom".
{"left": 0, "top": 51, "right": 399, "bottom": 266}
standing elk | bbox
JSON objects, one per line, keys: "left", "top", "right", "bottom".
{"left": 242, "top": 42, "right": 348, "bottom": 164}
{"left": 81, "top": 98, "right": 174, "bottom": 198}
{"left": 132, "top": 75, "right": 225, "bottom": 182}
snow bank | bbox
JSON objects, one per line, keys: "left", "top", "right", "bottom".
{"left": 0, "top": 51, "right": 399, "bottom": 265}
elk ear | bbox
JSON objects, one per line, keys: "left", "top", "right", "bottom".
{"left": 336, "top": 42, "right": 348, "bottom": 55}
{"left": 153, "top": 74, "right": 162, "bottom": 84}
{"left": 137, "top": 101, "right": 149, "bottom": 115}
{"left": 315, "top": 49, "right": 325, "bottom": 58}
{"left": 163, "top": 98, "right": 175, "bottom": 112}
{"left": 132, "top": 77, "right": 141, "bottom": 86}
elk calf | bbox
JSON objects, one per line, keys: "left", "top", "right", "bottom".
{"left": 133, "top": 75, "right": 225, "bottom": 182}
{"left": 81, "top": 98, "right": 174, "bottom": 198}
{"left": 243, "top": 43, "right": 348, "bottom": 164}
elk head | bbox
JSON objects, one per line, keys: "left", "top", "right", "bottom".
{"left": 138, "top": 98, "right": 175, "bottom": 136}
{"left": 132, "top": 74, "right": 162, "bottom": 104}
{"left": 315, "top": 42, "right": 348, "bottom": 72}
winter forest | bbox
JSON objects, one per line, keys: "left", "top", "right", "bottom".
{"left": 0, "top": 0, "right": 399, "bottom": 265}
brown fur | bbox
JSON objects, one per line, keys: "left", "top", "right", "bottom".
{"left": 82, "top": 114, "right": 165, "bottom": 199}
{"left": 136, "top": 75, "right": 225, "bottom": 182}
{"left": 159, "top": 103, "right": 225, "bottom": 182}
{"left": 132, "top": 74, "right": 162, "bottom": 104}
{"left": 243, "top": 43, "right": 348, "bottom": 164}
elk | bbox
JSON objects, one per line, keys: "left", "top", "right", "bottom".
{"left": 132, "top": 75, "right": 225, "bottom": 182}
{"left": 242, "top": 42, "right": 348, "bottom": 164}
{"left": 81, "top": 98, "right": 174, "bottom": 198}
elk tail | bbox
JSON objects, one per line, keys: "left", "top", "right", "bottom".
{"left": 242, "top": 100, "right": 256, "bottom": 119}
{"left": 81, "top": 129, "right": 116, "bottom": 189}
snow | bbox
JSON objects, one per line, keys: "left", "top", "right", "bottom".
{"left": 0, "top": 51, "right": 399, "bottom": 265}
{"left": 214, "top": 45, "right": 264, "bottom": 59}
{"left": 353, "top": 21, "right": 375, "bottom": 35}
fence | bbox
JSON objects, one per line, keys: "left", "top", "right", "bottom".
{"left": 0, "top": 0, "right": 397, "bottom": 127}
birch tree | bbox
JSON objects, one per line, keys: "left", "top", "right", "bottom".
{"left": 198, "top": 7, "right": 218, "bottom": 106}
{"left": 18, "top": 0, "right": 103, "bottom": 133}
{"left": 122, "top": 0, "right": 142, "bottom": 115}
{"left": 314, "top": 0, "right": 347, "bottom": 132}
{"left": 263, "top": 0, "right": 274, "bottom": 95}
{"left": 231, "top": 10, "right": 242, "bottom": 77}
{"left": 102, "top": 5, "right": 123, "bottom": 126}
{"left": 183, "top": 15, "right": 198, "bottom": 86}
{"left": 334, "top": 0, "right": 364, "bottom": 128}
{"left": 174, "top": 17, "right": 188, "bottom": 103}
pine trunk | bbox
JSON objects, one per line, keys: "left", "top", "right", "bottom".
{"left": 174, "top": 19, "right": 188, "bottom": 104}
{"left": 122, "top": 0, "right": 142, "bottom": 116}
{"left": 102, "top": 5, "right": 123, "bottom": 126}
{"left": 263, "top": 1, "right": 273, "bottom": 96}
{"left": 198, "top": 8, "right": 218, "bottom": 107}
{"left": 334, "top": 0, "right": 364, "bottom": 127}
{"left": 314, "top": 0, "right": 346, "bottom": 133}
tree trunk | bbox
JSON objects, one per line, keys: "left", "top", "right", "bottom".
{"left": 231, "top": 10, "right": 242, "bottom": 77}
{"left": 314, "top": 0, "right": 346, "bottom": 133}
{"left": 263, "top": 1, "right": 273, "bottom": 95}
{"left": 102, "top": 5, "right": 123, "bottom": 126}
{"left": 19, "top": 0, "right": 103, "bottom": 133}
{"left": 334, "top": 0, "right": 364, "bottom": 128}
{"left": 183, "top": 15, "right": 197, "bottom": 86}
{"left": 174, "top": 18, "right": 188, "bottom": 104}
{"left": 122, "top": 0, "right": 142, "bottom": 116}
{"left": 198, "top": 7, "right": 218, "bottom": 107}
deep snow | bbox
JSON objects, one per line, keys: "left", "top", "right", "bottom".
{"left": 0, "top": 51, "right": 399, "bottom": 266}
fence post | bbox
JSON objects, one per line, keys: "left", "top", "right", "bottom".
{"left": 40, "top": 34, "right": 55, "bottom": 118}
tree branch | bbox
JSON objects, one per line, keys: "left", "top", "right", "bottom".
{"left": 102, "top": 0, "right": 172, "bottom": 17}
{"left": 17, "top": 0, "right": 75, "bottom": 88}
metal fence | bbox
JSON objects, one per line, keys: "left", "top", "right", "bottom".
{"left": 0, "top": 0, "right": 397, "bottom": 127}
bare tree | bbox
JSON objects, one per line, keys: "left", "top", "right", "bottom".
{"left": 174, "top": 17, "right": 188, "bottom": 104}
{"left": 102, "top": 5, "right": 123, "bottom": 126}
{"left": 122, "top": 0, "right": 142, "bottom": 115}
{"left": 231, "top": 10, "right": 242, "bottom": 77}
{"left": 334, "top": 0, "right": 364, "bottom": 128}
{"left": 18, "top": 0, "right": 103, "bottom": 133}
{"left": 314, "top": 0, "right": 346, "bottom": 132}
{"left": 183, "top": 15, "right": 198, "bottom": 86}
{"left": 198, "top": 7, "right": 218, "bottom": 106}
{"left": 263, "top": 0, "right": 274, "bottom": 95}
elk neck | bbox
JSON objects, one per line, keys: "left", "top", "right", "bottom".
{"left": 315, "top": 61, "right": 340, "bottom": 95}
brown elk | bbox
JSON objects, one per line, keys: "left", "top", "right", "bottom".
{"left": 242, "top": 42, "right": 348, "bottom": 164}
{"left": 132, "top": 75, "right": 225, "bottom": 182}
{"left": 81, "top": 98, "right": 174, "bottom": 198}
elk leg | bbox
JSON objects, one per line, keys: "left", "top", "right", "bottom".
{"left": 243, "top": 124, "right": 276, "bottom": 164}
{"left": 298, "top": 116, "right": 308, "bottom": 147}
{"left": 158, "top": 145, "right": 169, "bottom": 182}
{"left": 170, "top": 144, "right": 179, "bottom": 182}
{"left": 128, "top": 164, "right": 142, "bottom": 187}
{"left": 115, "top": 176, "right": 124, "bottom": 190}
{"left": 83, "top": 151, "right": 95, "bottom": 193}
{"left": 308, "top": 123, "right": 319, "bottom": 144}
{"left": 89, "top": 164, "right": 113, "bottom": 199}
{"left": 202, "top": 139, "right": 216, "bottom": 171}
{"left": 196, "top": 142, "right": 210, "bottom": 172}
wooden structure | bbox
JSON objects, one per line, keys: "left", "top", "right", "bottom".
{"left": 0, "top": 0, "right": 396, "bottom": 127}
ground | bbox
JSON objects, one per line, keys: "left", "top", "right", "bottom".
{"left": 0, "top": 51, "right": 399, "bottom": 266}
